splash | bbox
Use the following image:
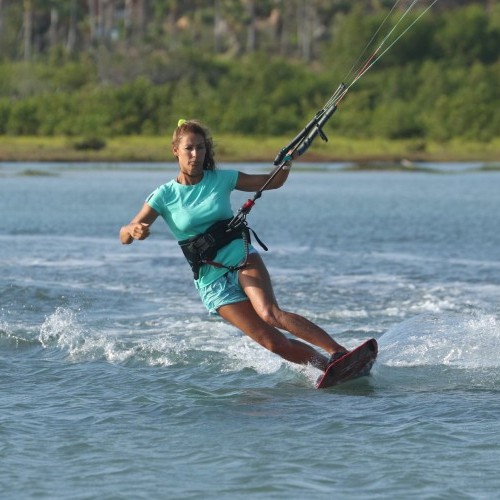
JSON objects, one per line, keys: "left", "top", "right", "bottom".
{"left": 379, "top": 312, "right": 499, "bottom": 368}
{"left": 376, "top": 311, "right": 500, "bottom": 389}
{"left": 222, "top": 335, "right": 285, "bottom": 375}
{"left": 33, "top": 308, "right": 354, "bottom": 386}
{"left": 37, "top": 307, "right": 272, "bottom": 370}
{"left": 39, "top": 307, "right": 83, "bottom": 349}
{"left": 38, "top": 307, "right": 130, "bottom": 363}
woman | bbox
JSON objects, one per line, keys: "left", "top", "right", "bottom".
{"left": 120, "top": 119, "right": 347, "bottom": 372}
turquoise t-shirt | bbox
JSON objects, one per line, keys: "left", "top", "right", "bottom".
{"left": 146, "top": 169, "right": 246, "bottom": 286}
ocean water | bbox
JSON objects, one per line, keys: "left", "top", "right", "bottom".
{"left": 1, "top": 161, "right": 499, "bottom": 499}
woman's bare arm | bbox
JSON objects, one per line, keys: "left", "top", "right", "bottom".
{"left": 120, "top": 203, "right": 159, "bottom": 244}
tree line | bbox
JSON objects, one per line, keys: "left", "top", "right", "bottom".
{"left": 1, "top": 1, "right": 496, "bottom": 62}
{"left": 0, "top": 1, "right": 498, "bottom": 142}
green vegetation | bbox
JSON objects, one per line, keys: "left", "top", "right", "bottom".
{"left": 0, "top": 1, "right": 498, "bottom": 161}
{"left": 1, "top": 134, "right": 498, "bottom": 163}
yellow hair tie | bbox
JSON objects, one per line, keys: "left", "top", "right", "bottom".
{"left": 177, "top": 118, "right": 187, "bottom": 127}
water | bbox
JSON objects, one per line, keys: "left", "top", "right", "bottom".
{"left": 1, "top": 162, "right": 499, "bottom": 499}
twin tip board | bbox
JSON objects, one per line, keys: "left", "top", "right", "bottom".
{"left": 316, "top": 338, "right": 378, "bottom": 389}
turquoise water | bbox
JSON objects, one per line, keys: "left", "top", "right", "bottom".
{"left": 1, "top": 162, "right": 499, "bottom": 499}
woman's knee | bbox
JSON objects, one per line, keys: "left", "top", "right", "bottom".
{"left": 257, "top": 305, "right": 284, "bottom": 329}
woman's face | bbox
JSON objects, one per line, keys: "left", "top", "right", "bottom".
{"left": 173, "top": 132, "right": 206, "bottom": 177}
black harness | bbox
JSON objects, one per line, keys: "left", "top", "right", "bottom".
{"left": 178, "top": 218, "right": 267, "bottom": 280}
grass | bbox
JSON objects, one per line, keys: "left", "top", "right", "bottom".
{"left": 0, "top": 135, "right": 499, "bottom": 163}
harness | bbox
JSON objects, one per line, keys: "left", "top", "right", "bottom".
{"left": 178, "top": 218, "right": 267, "bottom": 280}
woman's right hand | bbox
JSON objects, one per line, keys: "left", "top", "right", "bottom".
{"left": 119, "top": 202, "right": 159, "bottom": 244}
{"left": 127, "top": 222, "right": 150, "bottom": 240}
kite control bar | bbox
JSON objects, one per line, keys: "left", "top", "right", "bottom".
{"left": 228, "top": 83, "right": 346, "bottom": 229}
{"left": 273, "top": 82, "right": 346, "bottom": 165}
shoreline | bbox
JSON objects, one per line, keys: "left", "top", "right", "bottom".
{"left": 0, "top": 135, "right": 499, "bottom": 163}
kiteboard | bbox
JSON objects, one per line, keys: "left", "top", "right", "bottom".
{"left": 316, "top": 338, "right": 378, "bottom": 389}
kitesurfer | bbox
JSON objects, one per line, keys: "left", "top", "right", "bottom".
{"left": 120, "top": 119, "right": 347, "bottom": 370}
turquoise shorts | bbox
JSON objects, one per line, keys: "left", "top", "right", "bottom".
{"left": 196, "top": 268, "right": 249, "bottom": 315}
{"left": 196, "top": 248, "right": 258, "bottom": 314}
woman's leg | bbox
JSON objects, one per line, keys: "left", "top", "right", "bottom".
{"left": 238, "top": 253, "right": 346, "bottom": 355}
{"left": 217, "top": 299, "right": 329, "bottom": 370}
